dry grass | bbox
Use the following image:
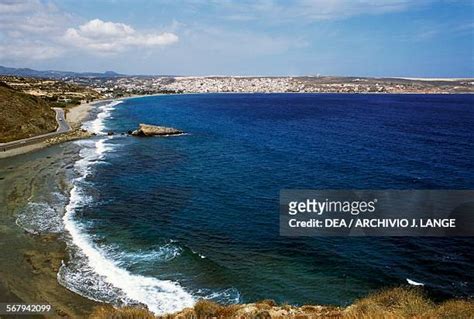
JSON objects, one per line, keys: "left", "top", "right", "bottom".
{"left": 344, "top": 286, "right": 432, "bottom": 318}
{"left": 259, "top": 299, "right": 277, "bottom": 307}
{"left": 90, "top": 287, "right": 474, "bottom": 319}
{"left": 89, "top": 305, "right": 156, "bottom": 319}
{"left": 344, "top": 286, "right": 474, "bottom": 319}
{"left": 0, "top": 83, "right": 57, "bottom": 142}
{"left": 216, "top": 304, "right": 241, "bottom": 318}
{"left": 424, "top": 299, "right": 474, "bottom": 319}
{"left": 194, "top": 299, "right": 224, "bottom": 318}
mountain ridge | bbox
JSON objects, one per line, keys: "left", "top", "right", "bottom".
{"left": 0, "top": 65, "right": 124, "bottom": 79}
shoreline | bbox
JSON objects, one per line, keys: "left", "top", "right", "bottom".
{"left": 0, "top": 94, "right": 183, "bottom": 317}
{"left": 0, "top": 143, "right": 102, "bottom": 317}
{"left": 0, "top": 96, "right": 133, "bottom": 317}
{"left": 65, "top": 100, "right": 100, "bottom": 130}
{"left": 0, "top": 97, "right": 124, "bottom": 317}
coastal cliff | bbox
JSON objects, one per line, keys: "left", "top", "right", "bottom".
{"left": 0, "top": 82, "right": 57, "bottom": 143}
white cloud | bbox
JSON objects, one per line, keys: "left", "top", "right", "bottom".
{"left": 0, "top": 0, "right": 468, "bottom": 74}
{"left": 0, "top": 0, "right": 41, "bottom": 14}
{"left": 0, "top": 41, "right": 63, "bottom": 60}
{"left": 0, "top": 0, "right": 68, "bottom": 35}
{"left": 0, "top": 0, "right": 67, "bottom": 61}
{"left": 63, "top": 19, "right": 178, "bottom": 53}
{"left": 0, "top": 1, "right": 178, "bottom": 62}
{"left": 296, "top": 0, "right": 417, "bottom": 19}
{"left": 212, "top": 0, "right": 430, "bottom": 22}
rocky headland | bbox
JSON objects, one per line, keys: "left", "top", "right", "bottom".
{"left": 131, "top": 123, "right": 184, "bottom": 136}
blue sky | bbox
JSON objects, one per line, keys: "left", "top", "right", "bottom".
{"left": 0, "top": 0, "right": 473, "bottom": 77}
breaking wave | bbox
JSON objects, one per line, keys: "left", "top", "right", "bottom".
{"left": 57, "top": 100, "right": 195, "bottom": 314}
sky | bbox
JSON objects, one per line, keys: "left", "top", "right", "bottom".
{"left": 0, "top": 0, "right": 473, "bottom": 77}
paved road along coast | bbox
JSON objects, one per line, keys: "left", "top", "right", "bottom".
{"left": 0, "top": 107, "right": 71, "bottom": 153}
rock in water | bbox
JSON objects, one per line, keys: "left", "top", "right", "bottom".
{"left": 131, "top": 123, "right": 183, "bottom": 137}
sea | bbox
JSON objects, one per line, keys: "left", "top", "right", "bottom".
{"left": 15, "top": 93, "right": 474, "bottom": 314}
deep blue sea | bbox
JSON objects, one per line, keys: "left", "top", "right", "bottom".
{"left": 60, "top": 93, "right": 474, "bottom": 314}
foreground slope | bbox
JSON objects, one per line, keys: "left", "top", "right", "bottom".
{"left": 90, "top": 287, "right": 474, "bottom": 319}
{"left": 0, "top": 82, "right": 56, "bottom": 143}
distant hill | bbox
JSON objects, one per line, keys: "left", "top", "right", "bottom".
{"left": 0, "top": 65, "right": 124, "bottom": 79}
{"left": 0, "top": 82, "right": 57, "bottom": 143}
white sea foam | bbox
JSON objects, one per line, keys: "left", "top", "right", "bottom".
{"left": 196, "top": 288, "right": 241, "bottom": 304}
{"left": 62, "top": 184, "right": 195, "bottom": 314}
{"left": 82, "top": 100, "right": 123, "bottom": 135}
{"left": 191, "top": 248, "right": 207, "bottom": 259}
{"left": 59, "top": 100, "right": 196, "bottom": 314}
{"left": 406, "top": 278, "right": 424, "bottom": 286}
{"left": 16, "top": 196, "right": 65, "bottom": 234}
{"left": 109, "top": 243, "right": 184, "bottom": 265}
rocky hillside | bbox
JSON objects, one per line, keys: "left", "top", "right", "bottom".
{"left": 0, "top": 76, "right": 102, "bottom": 106}
{"left": 0, "top": 82, "right": 57, "bottom": 143}
{"left": 90, "top": 287, "right": 474, "bottom": 319}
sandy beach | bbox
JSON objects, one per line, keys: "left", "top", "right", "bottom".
{"left": 66, "top": 100, "right": 99, "bottom": 130}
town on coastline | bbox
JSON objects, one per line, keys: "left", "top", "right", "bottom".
{"left": 1, "top": 67, "right": 473, "bottom": 152}
{"left": 1, "top": 66, "right": 473, "bottom": 103}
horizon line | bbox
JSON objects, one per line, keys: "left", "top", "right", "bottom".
{"left": 1, "top": 65, "right": 473, "bottom": 80}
